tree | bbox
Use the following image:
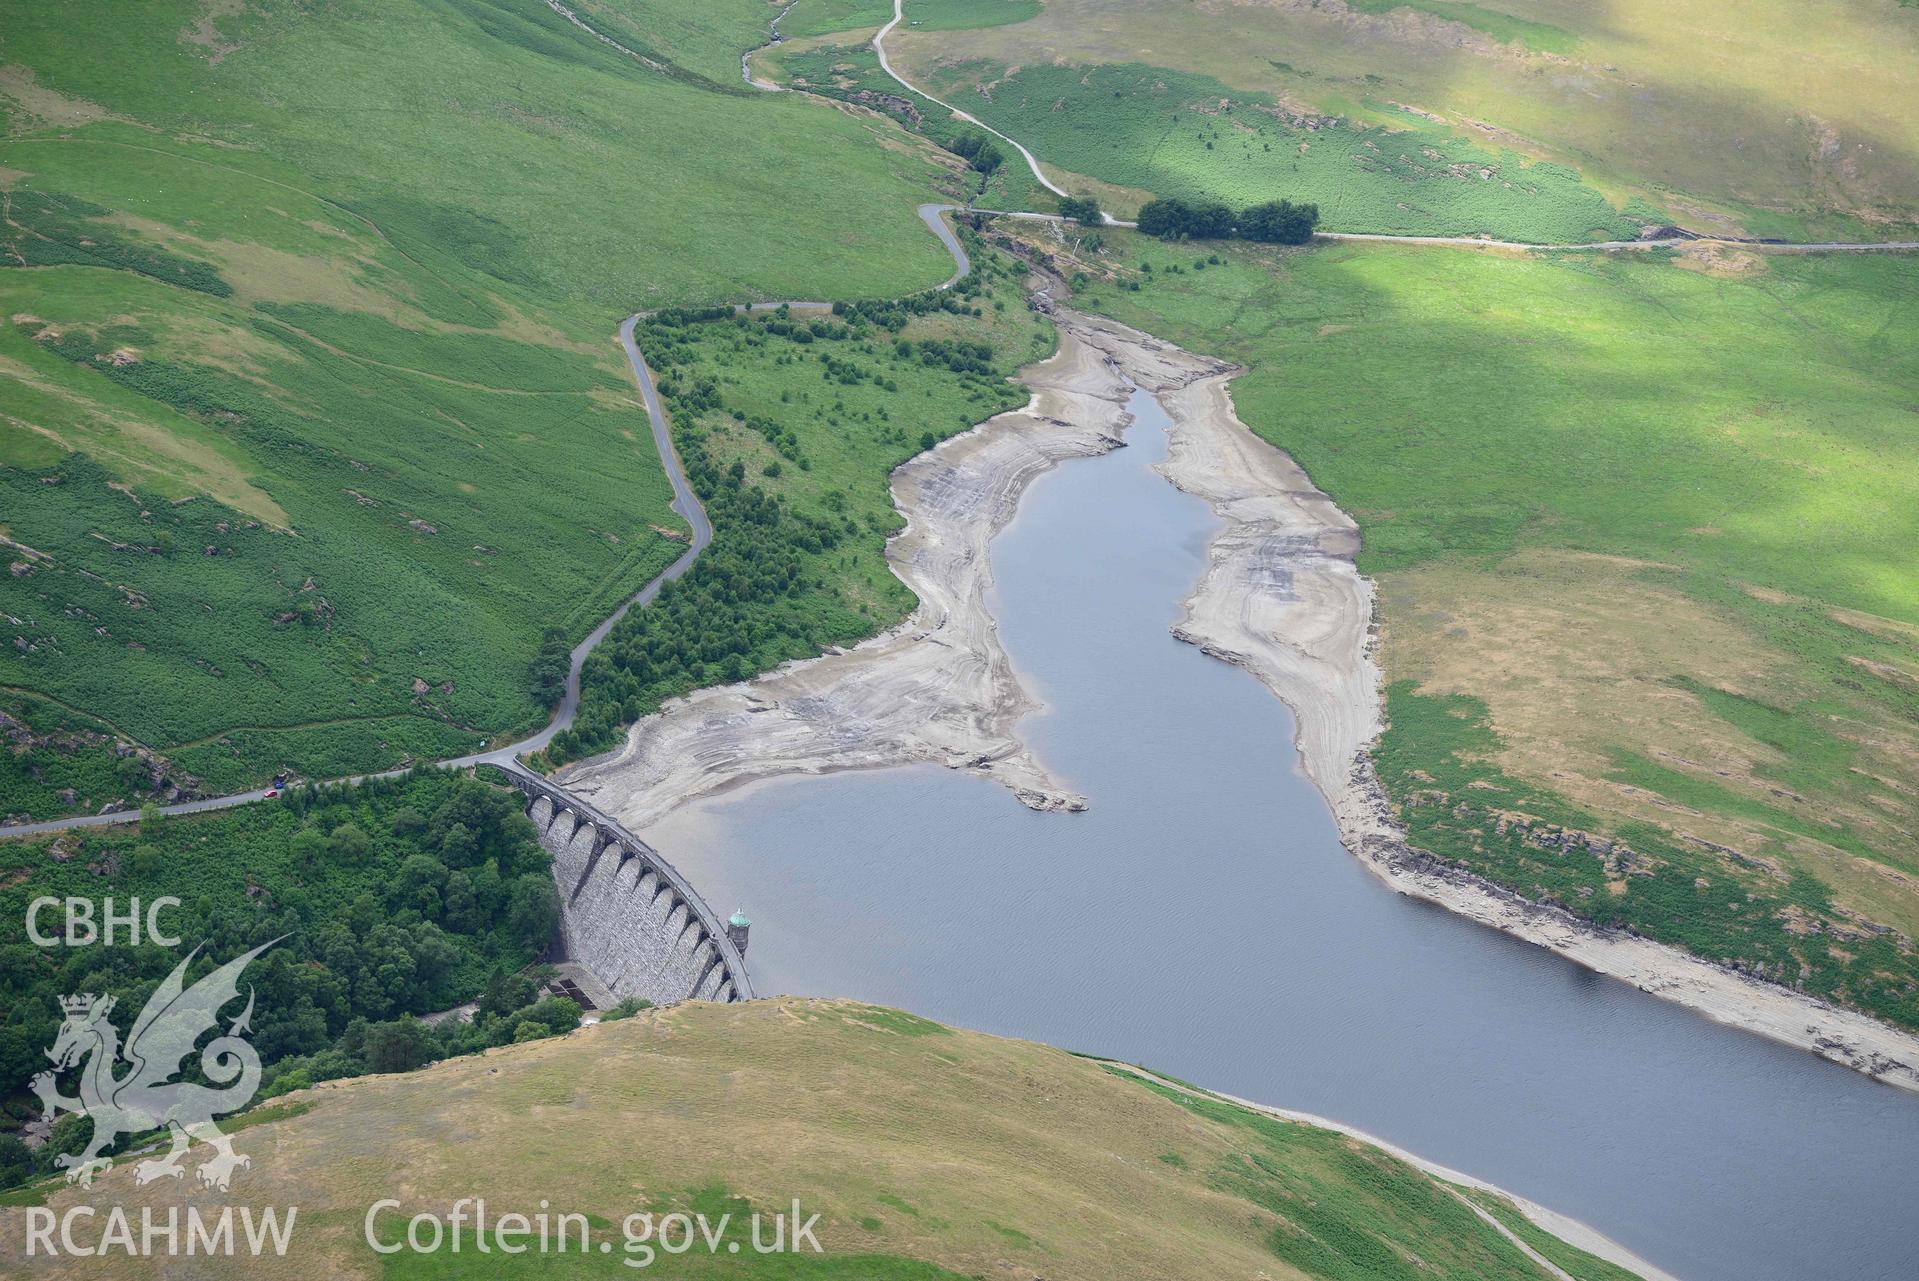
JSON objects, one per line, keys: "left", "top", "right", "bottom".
{"left": 39, "top": 1114, "right": 91, "bottom": 1172}
{"left": 437, "top": 820, "right": 479, "bottom": 869}
{"left": 507, "top": 874, "right": 560, "bottom": 952}
{"left": 601, "top": 996, "right": 654, "bottom": 1021}
{"left": 524, "top": 996, "right": 582, "bottom": 1035}
{"left": 393, "top": 853, "right": 449, "bottom": 922}
{"left": 289, "top": 825, "right": 331, "bottom": 876}
{"left": 1189, "top": 201, "right": 1236, "bottom": 239}
{"left": 1059, "top": 195, "right": 1102, "bottom": 225}
{"left": 0, "top": 1136, "right": 34, "bottom": 1190}
{"left": 528, "top": 626, "right": 570, "bottom": 706}
{"left": 945, "top": 130, "right": 1003, "bottom": 175}
{"left": 480, "top": 969, "right": 538, "bottom": 1019}
{"left": 1136, "top": 197, "right": 1192, "bottom": 238}
{"left": 1238, "top": 198, "right": 1319, "bottom": 244}
{"left": 328, "top": 822, "right": 370, "bottom": 863}
{"left": 443, "top": 869, "right": 484, "bottom": 934}
{"left": 1138, "top": 193, "right": 1319, "bottom": 243}
{"left": 364, "top": 1018, "right": 433, "bottom": 1074}
{"left": 260, "top": 1066, "right": 313, "bottom": 1102}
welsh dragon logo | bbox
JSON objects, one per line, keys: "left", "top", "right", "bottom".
{"left": 31, "top": 940, "right": 276, "bottom": 1190}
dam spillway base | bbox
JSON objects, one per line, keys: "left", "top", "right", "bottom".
{"left": 500, "top": 769, "right": 753, "bottom": 1006}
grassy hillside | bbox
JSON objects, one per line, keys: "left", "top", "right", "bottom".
{"left": 910, "top": 58, "right": 1657, "bottom": 239}
{"left": 781, "top": 0, "right": 897, "bottom": 41}
{"left": 887, "top": 0, "right": 1919, "bottom": 238}
{"left": 0, "top": 998, "right": 1646, "bottom": 1280}
{"left": 771, "top": 37, "right": 1056, "bottom": 212}
{"left": 1060, "top": 231, "right": 1919, "bottom": 1030}
{"left": 903, "top": 0, "right": 1042, "bottom": 31}
{"left": 0, "top": 0, "right": 960, "bottom": 815}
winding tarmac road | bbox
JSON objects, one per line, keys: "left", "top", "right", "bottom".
{"left": 6, "top": 3, "right": 1916, "bottom": 844}
{"left": 873, "top": 0, "right": 1069, "bottom": 202}
{"left": 0, "top": 204, "right": 973, "bottom": 842}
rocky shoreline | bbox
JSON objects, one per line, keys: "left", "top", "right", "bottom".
{"left": 1332, "top": 752, "right": 1919, "bottom": 1093}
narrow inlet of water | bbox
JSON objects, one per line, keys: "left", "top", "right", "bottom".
{"left": 649, "top": 387, "right": 1919, "bottom": 1281}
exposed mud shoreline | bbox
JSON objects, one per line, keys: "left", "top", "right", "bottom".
{"left": 1056, "top": 312, "right": 1919, "bottom": 1097}
{"left": 571, "top": 299, "right": 1919, "bottom": 1094}
{"left": 561, "top": 325, "right": 1131, "bottom": 830}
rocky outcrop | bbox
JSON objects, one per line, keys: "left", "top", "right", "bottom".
{"left": 0, "top": 711, "right": 202, "bottom": 823}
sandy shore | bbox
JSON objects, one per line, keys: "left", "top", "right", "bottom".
{"left": 1056, "top": 311, "right": 1919, "bottom": 1097}
{"left": 560, "top": 326, "right": 1132, "bottom": 831}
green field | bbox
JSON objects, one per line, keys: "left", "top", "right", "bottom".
{"left": 0, "top": 997, "right": 1624, "bottom": 1279}
{"left": 568, "top": 0, "right": 777, "bottom": 84}
{"left": 550, "top": 232, "right": 1053, "bottom": 764}
{"left": 780, "top": 0, "right": 898, "bottom": 40}
{"left": 781, "top": 0, "right": 1041, "bottom": 39}
{"left": 1, "top": 0, "right": 963, "bottom": 815}
{"left": 1066, "top": 232, "right": 1919, "bottom": 1029}
{"left": 902, "top": 0, "right": 1042, "bottom": 31}
{"left": 1345, "top": 0, "right": 1580, "bottom": 57}
{"left": 907, "top": 60, "right": 1656, "bottom": 238}
{"left": 887, "top": 0, "right": 1919, "bottom": 238}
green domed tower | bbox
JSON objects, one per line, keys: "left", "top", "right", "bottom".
{"left": 727, "top": 908, "right": 751, "bottom": 955}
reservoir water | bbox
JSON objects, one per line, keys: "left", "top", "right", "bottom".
{"left": 648, "top": 388, "right": 1919, "bottom": 1281}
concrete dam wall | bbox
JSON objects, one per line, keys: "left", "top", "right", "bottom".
{"left": 506, "top": 771, "right": 753, "bottom": 1006}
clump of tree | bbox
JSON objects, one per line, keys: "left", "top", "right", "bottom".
{"left": 0, "top": 771, "right": 568, "bottom": 1182}
{"left": 1136, "top": 196, "right": 1319, "bottom": 244}
{"left": 947, "top": 131, "right": 1004, "bottom": 176}
{"left": 1137, "top": 197, "right": 1234, "bottom": 240}
{"left": 1236, "top": 199, "right": 1320, "bottom": 244}
{"left": 831, "top": 286, "right": 986, "bottom": 331}
{"left": 1059, "top": 195, "right": 1103, "bottom": 226}
{"left": 256, "top": 973, "right": 587, "bottom": 1101}
{"left": 527, "top": 625, "right": 570, "bottom": 707}
{"left": 600, "top": 995, "right": 654, "bottom": 1021}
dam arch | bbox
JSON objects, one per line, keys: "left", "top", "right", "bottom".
{"left": 490, "top": 767, "right": 753, "bottom": 1006}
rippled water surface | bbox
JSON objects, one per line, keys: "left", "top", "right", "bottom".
{"left": 649, "top": 389, "right": 1919, "bottom": 1281}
